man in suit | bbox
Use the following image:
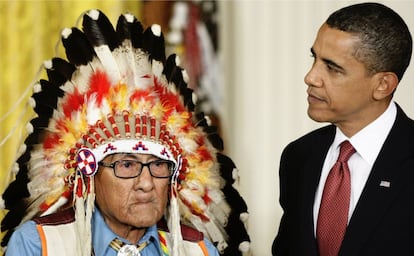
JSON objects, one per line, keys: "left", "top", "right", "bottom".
{"left": 272, "top": 3, "right": 414, "bottom": 256}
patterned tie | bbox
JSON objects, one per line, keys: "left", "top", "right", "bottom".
{"left": 317, "top": 140, "right": 356, "bottom": 256}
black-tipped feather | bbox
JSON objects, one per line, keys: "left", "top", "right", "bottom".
{"left": 195, "top": 112, "right": 208, "bottom": 127}
{"left": 194, "top": 112, "right": 223, "bottom": 150}
{"left": 1, "top": 230, "right": 12, "bottom": 247}
{"left": 142, "top": 26, "right": 166, "bottom": 62}
{"left": 183, "top": 88, "right": 195, "bottom": 111}
{"left": 163, "top": 54, "right": 180, "bottom": 82}
{"left": 116, "top": 14, "right": 144, "bottom": 48}
{"left": 164, "top": 55, "right": 188, "bottom": 92}
{"left": 1, "top": 199, "right": 29, "bottom": 229}
{"left": 48, "top": 58, "right": 76, "bottom": 82}
{"left": 205, "top": 126, "right": 223, "bottom": 150}
{"left": 217, "top": 153, "right": 250, "bottom": 256}
{"left": 82, "top": 10, "right": 119, "bottom": 50}
{"left": 62, "top": 27, "right": 95, "bottom": 65}
{"left": 32, "top": 80, "right": 64, "bottom": 117}
{"left": 164, "top": 55, "right": 195, "bottom": 111}
{"left": 2, "top": 168, "right": 30, "bottom": 209}
{"left": 23, "top": 118, "right": 49, "bottom": 146}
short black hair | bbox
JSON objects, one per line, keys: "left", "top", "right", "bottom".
{"left": 326, "top": 2, "right": 412, "bottom": 81}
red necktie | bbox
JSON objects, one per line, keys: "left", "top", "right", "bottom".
{"left": 317, "top": 140, "right": 356, "bottom": 256}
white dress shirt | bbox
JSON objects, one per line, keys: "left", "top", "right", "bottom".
{"left": 313, "top": 102, "right": 397, "bottom": 234}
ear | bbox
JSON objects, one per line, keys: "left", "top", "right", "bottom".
{"left": 373, "top": 72, "right": 398, "bottom": 100}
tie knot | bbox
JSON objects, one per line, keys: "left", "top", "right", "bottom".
{"left": 338, "top": 140, "right": 355, "bottom": 162}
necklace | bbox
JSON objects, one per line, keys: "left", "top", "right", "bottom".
{"left": 109, "top": 238, "right": 149, "bottom": 256}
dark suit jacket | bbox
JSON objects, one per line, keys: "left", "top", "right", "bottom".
{"left": 272, "top": 104, "right": 414, "bottom": 256}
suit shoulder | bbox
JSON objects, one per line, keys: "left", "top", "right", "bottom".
{"left": 286, "top": 125, "right": 335, "bottom": 149}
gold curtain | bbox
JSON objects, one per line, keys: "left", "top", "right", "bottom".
{"left": 0, "top": 0, "right": 141, "bottom": 249}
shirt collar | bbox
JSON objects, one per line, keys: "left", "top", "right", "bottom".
{"left": 92, "top": 208, "right": 160, "bottom": 256}
{"left": 333, "top": 102, "right": 397, "bottom": 166}
{"left": 335, "top": 101, "right": 397, "bottom": 166}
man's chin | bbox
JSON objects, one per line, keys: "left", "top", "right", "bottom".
{"left": 126, "top": 208, "right": 162, "bottom": 225}
{"left": 307, "top": 110, "right": 329, "bottom": 123}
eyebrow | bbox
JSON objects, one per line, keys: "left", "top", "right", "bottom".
{"left": 110, "top": 153, "right": 138, "bottom": 161}
{"left": 310, "top": 47, "right": 346, "bottom": 73}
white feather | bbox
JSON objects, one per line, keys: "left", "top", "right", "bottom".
{"left": 33, "top": 83, "right": 42, "bottom": 93}
{"left": 17, "top": 144, "right": 27, "bottom": 157}
{"left": 113, "top": 44, "right": 135, "bottom": 87}
{"left": 86, "top": 9, "right": 100, "bottom": 20}
{"left": 152, "top": 60, "right": 164, "bottom": 78}
{"left": 43, "top": 60, "right": 53, "bottom": 70}
{"left": 11, "top": 163, "right": 19, "bottom": 174}
{"left": 28, "top": 97, "right": 36, "bottom": 108}
{"left": 240, "top": 212, "right": 249, "bottom": 223}
{"left": 94, "top": 45, "right": 121, "bottom": 83}
{"left": 239, "top": 241, "right": 251, "bottom": 253}
{"left": 203, "top": 220, "right": 227, "bottom": 252}
{"left": 181, "top": 69, "right": 189, "bottom": 83}
{"left": 168, "top": 196, "right": 185, "bottom": 256}
{"left": 26, "top": 122, "right": 34, "bottom": 134}
{"left": 151, "top": 24, "right": 162, "bottom": 37}
{"left": 0, "top": 197, "right": 5, "bottom": 209}
{"left": 207, "top": 201, "right": 230, "bottom": 226}
{"left": 61, "top": 28, "right": 72, "bottom": 40}
{"left": 86, "top": 95, "right": 101, "bottom": 125}
{"left": 60, "top": 80, "right": 75, "bottom": 94}
{"left": 71, "top": 63, "right": 98, "bottom": 93}
{"left": 177, "top": 136, "right": 198, "bottom": 153}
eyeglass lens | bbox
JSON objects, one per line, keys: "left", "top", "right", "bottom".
{"left": 114, "top": 160, "right": 172, "bottom": 178}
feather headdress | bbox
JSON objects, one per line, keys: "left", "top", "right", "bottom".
{"left": 1, "top": 9, "right": 250, "bottom": 255}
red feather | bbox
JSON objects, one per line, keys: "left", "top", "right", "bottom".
{"left": 43, "top": 133, "right": 61, "bottom": 150}
{"left": 152, "top": 78, "right": 187, "bottom": 119}
{"left": 130, "top": 89, "right": 155, "bottom": 103}
{"left": 202, "top": 190, "right": 212, "bottom": 204}
{"left": 55, "top": 119, "right": 69, "bottom": 133}
{"left": 87, "top": 71, "right": 111, "bottom": 104}
{"left": 197, "top": 145, "right": 213, "bottom": 161}
{"left": 61, "top": 88, "right": 84, "bottom": 118}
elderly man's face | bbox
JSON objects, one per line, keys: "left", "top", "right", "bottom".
{"left": 95, "top": 153, "right": 170, "bottom": 240}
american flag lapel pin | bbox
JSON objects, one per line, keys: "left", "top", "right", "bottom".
{"left": 380, "top": 180, "right": 391, "bottom": 188}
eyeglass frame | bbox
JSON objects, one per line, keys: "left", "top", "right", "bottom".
{"left": 98, "top": 159, "right": 175, "bottom": 179}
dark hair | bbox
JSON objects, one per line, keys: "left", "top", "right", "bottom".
{"left": 326, "top": 2, "right": 412, "bottom": 81}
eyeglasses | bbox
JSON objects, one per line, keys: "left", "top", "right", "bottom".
{"left": 98, "top": 159, "right": 174, "bottom": 179}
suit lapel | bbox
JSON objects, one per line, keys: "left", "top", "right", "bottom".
{"left": 340, "top": 106, "right": 414, "bottom": 255}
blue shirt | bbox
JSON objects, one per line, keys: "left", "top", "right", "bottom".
{"left": 6, "top": 208, "right": 219, "bottom": 256}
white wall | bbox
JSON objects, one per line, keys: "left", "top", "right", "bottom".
{"left": 219, "top": 1, "right": 414, "bottom": 255}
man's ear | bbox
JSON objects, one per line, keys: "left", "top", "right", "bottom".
{"left": 373, "top": 72, "right": 399, "bottom": 100}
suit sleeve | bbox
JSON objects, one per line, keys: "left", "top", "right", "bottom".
{"left": 272, "top": 145, "right": 290, "bottom": 255}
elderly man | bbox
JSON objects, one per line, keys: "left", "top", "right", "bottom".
{"left": 1, "top": 9, "right": 250, "bottom": 256}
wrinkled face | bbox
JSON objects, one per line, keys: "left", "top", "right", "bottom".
{"left": 304, "top": 23, "right": 381, "bottom": 132}
{"left": 95, "top": 153, "right": 170, "bottom": 236}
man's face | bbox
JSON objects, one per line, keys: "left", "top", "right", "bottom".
{"left": 95, "top": 153, "right": 170, "bottom": 237}
{"left": 304, "top": 23, "right": 381, "bottom": 134}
